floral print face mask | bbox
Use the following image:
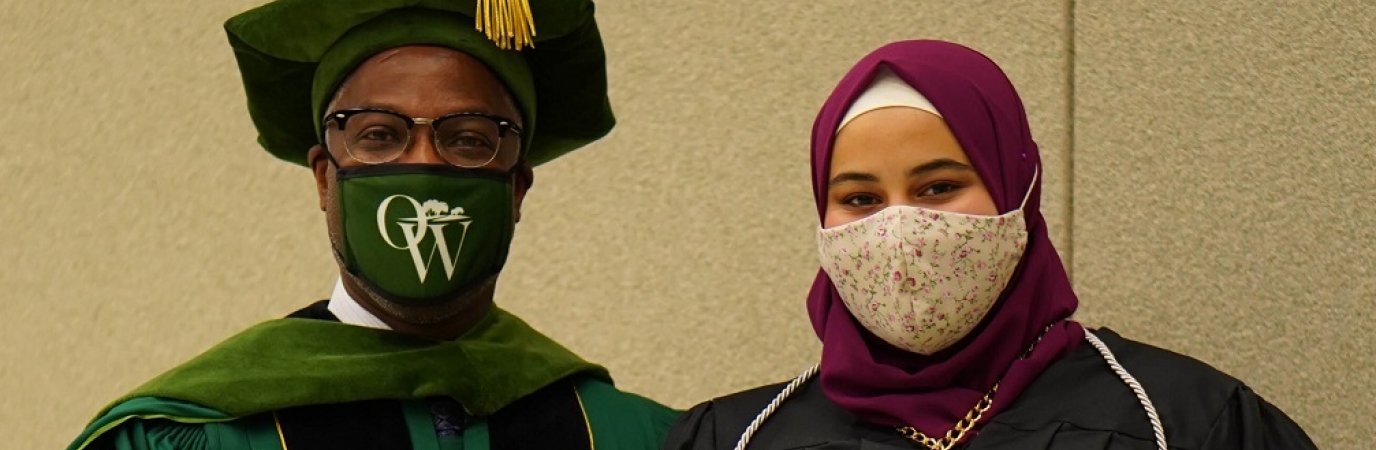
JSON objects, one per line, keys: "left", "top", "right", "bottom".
{"left": 817, "top": 169, "right": 1037, "bottom": 355}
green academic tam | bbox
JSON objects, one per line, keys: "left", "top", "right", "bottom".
{"left": 225, "top": 0, "right": 614, "bottom": 167}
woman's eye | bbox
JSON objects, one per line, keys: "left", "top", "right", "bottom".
{"left": 842, "top": 194, "right": 881, "bottom": 207}
{"left": 919, "top": 182, "right": 961, "bottom": 197}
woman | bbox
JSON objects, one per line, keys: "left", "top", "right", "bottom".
{"left": 663, "top": 41, "right": 1316, "bottom": 450}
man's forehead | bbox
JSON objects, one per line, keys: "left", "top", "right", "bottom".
{"left": 330, "top": 46, "right": 520, "bottom": 119}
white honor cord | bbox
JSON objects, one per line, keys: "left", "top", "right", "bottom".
{"left": 732, "top": 329, "right": 1167, "bottom": 450}
{"left": 732, "top": 364, "right": 819, "bottom": 450}
{"left": 1082, "top": 329, "right": 1168, "bottom": 450}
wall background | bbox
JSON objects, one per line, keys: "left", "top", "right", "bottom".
{"left": 0, "top": 1, "right": 1370, "bottom": 449}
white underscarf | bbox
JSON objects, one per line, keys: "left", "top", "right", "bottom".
{"left": 326, "top": 278, "right": 393, "bottom": 330}
{"left": 838, "top": 66, "right": 943, "bottom": 132}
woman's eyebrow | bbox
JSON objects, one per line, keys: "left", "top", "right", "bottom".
{"left": 830, "top": 160, "right": 974, "bottom": 187}
{"left": 829, "top": 172, "right": 878, "bottom": 187}
{"left": 909, "top": 159, "right": 975, "bottom": 177}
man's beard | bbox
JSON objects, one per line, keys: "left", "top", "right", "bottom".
{"left": 338, "top": 264, "right": 497, "bottom": 325}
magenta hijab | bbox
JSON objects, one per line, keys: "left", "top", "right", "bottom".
{"left": 808, "top": 40, "right": 1085, "bottom": 435}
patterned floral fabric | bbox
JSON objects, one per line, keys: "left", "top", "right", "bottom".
{"left": 816, "top": 201, "right": 1029, "bottom": 355}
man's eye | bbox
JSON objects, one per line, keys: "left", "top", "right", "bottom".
{"left": 357, "top": 127, "right": 403, "bottom": 142}
{"left": 444, "top": 134, "right": 494, "bottom": 149}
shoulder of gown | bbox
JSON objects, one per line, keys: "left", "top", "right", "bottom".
{"left": 989, "top": 327, "right": 1242, "bottom": 443}
{"left": 1018, "top": 327, "right": 1315, "bottom": 450}
{"left": 662, "top": 378, "right": 916, "bottom": 450}
{"left": 661, "top": 328, "right": 1318, "bottom": 450}
{"left": 72, "top": 397, "right": 271, "bottom": 450}
{"left": 662, "top": 382, "right": 790, "bottom": 450}
{"left": 980, "top": 327, "right": 1318, "bottom": 450}
{"left": 575, "top": 377, "right": 683, "bottom": 450}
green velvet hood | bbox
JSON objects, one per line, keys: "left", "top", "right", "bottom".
{"left": 69, "top": 306, "right": 608, "bottom": 450}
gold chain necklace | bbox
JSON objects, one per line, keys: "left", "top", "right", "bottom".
{"left": 896, "top": 382, "right": 998, "bottom": 450}
{"left": 894, "top": 322, "right": 1061, "bottom": 450}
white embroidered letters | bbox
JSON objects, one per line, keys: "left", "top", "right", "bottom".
{"left": 376, "top": 195, "right": 473, "bottom": 282}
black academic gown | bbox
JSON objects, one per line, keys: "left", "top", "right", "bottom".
{"left": 664, "top": 329, "right": 1317, "bottom": 450}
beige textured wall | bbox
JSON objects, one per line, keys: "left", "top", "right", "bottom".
{"left": 1071, "top": 2, "right": 1376, "bottom": 448}
{"left": 0, "top": 1, "right": 1366, "bottom": 449}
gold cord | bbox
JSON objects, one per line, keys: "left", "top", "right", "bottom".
{"left": 272, "top": 411, "right": 289, "bottom": 450}
{"left": 476, "top": 0, "right": 537, "bottom": 50}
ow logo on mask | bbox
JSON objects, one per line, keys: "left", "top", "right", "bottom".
{"left": 336, "top": 164, "right": 515, "bottom": 304}
{"left": 376, "top": 195, "right": 473, "bottom": 283}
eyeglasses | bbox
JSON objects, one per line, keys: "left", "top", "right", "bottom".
{"left": 322, "top": 109, "right": 522, "bottom": 168}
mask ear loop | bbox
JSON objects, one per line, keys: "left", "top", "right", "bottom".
{"left": 1015, "top": 165, "right": 1040, "bottom": 212}
{"left": 322, "top": 134, "right": 351, "bottom": 278}
{"left": 326, "top": 150, "right": 351, "bottom": 277}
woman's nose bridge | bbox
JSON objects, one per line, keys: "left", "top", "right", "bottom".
{"left": 887, "top": 187, "right": 918, "bottom": 208}
{"left": 888, "top": 200, "right": 919, "bottom": 208}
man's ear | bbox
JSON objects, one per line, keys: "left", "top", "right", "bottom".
{"left": 307, "top": 145, "right": 332, "bottom": 211}
{"left": 512, "top": 160, "right": 533, "bottom": 223}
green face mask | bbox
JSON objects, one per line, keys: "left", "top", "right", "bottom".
{"left": 335, "top": 164, "right": 514, "bottom": 305}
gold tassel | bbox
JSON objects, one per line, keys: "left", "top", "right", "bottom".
{"left": 476, "top": 0, "right": 537, "bottom": 50}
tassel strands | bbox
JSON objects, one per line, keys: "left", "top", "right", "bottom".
{"left": 475, "top": 0, "right": 537, "bottom": 50}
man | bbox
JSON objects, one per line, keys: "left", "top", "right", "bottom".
{"left": 66, "top": 1, "right": 679, "bottom": 449}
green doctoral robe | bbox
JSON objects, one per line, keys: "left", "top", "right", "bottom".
{"left": 69, "top": 303, "right": 680, "bottom": 450}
